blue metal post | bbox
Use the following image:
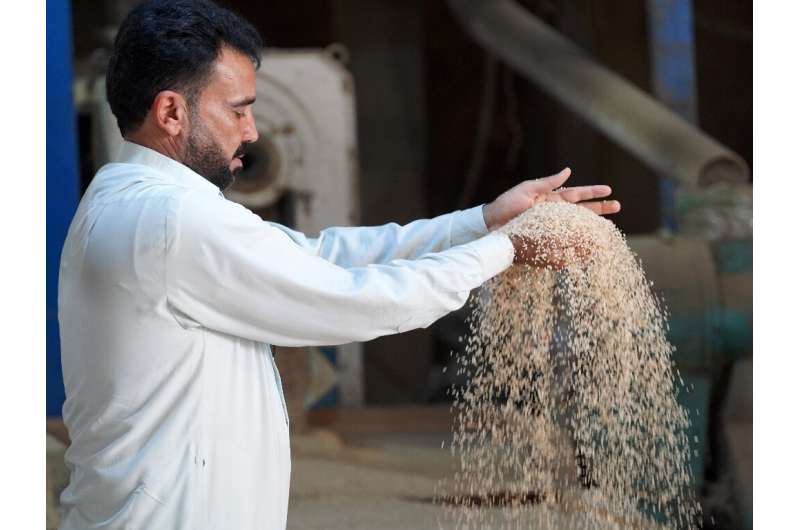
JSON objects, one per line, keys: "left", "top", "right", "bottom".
{"left": 646, "top": 0, "right": 698, "bottom": 231}
{"left": 47, "top": 0, "right": 80, "bottom": 416}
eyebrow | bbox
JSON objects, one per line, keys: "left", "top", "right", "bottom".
{"left": 229, "top": 96, "right": 256, "bottom": 108}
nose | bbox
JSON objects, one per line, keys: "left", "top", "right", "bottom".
{"left": 242, "top": 111, "right": 259, "bottom": 143}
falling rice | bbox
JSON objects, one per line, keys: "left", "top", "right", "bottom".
{"left": 437, "top": 202, "right": 699, "bottom": 529}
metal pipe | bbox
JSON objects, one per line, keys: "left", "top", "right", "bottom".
{"left": 47, "top": 0, "right": 81, "bottom": 417}
{"left": 448, "top": 0, "right": 749, "bottom": 187}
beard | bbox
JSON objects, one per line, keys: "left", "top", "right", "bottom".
{"left": 183, "top": 113, "right": 246, "bottom": 191}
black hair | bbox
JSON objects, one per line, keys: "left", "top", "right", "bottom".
{"left": 106, "top": 0, "right": 263, "bottom": 135}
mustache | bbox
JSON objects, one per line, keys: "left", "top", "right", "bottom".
{"left": 234, "top": 144, "right": 248, "bottom": 159}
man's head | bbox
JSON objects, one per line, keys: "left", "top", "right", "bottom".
{"left": 106, "top": 0, "right": 263, "bottom": 190}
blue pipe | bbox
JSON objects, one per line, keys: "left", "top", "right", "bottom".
{"left": 647, "top": 0, "right": 698, "bottom": 231}
{"left": 46, "top": 0, "right": 80, "bottom": 416}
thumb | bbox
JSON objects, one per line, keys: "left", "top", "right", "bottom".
{"left": 543, "top": 167, "right": 571, "bottom": 191}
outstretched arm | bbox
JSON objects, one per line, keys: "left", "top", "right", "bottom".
{"left": 167, "top": 191, "right": 514, "bottom": 348}
{"left": 263, "top": 205, "right": 489, "bottom": 269}
{"left": 266, "top": 167, "right": 619, "bottom": 270}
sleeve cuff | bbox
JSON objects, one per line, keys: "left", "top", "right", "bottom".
{"left": 450, "top": 204, "right": 490, "bottom": 247}
{"left": 465, "top": 232, "right": 515, "bottom": 282}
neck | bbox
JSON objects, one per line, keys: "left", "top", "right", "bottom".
{"left": 125, "top": 128, "right": 185, "bottom": 165}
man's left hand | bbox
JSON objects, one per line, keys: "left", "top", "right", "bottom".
{"left": 482, "top": 168, "right": 621, "bottom": 232}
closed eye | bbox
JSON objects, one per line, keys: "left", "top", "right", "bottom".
{"left": 229, "top": 95, "right": 256, "bottom": 118}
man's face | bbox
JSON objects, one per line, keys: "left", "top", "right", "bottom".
{"left": 183, "top": 47, "right": 259, "bottom": 190}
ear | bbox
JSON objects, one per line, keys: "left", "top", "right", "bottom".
{"left": 151, "top": 90, "right": 190, "bottom": 137}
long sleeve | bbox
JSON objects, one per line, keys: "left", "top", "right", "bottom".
{"left": 265, "top": 205, "right": 490, "bottom": 268}
{"left": 166, "top": 192, "right": 514, "bottom": 347}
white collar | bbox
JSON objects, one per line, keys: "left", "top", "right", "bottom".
{"left": 115, "top": 140, "right": 222, "bottom": 195}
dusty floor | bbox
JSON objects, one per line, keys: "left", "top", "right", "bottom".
{"left": 47, "top": 430, "right": 650, "bottom": 529}
{"left": 288, "top": 455, "right": 648, "bottom": 530}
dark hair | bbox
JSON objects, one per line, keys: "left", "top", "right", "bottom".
{"left": 106, "top": 0, "right": 263, "bottom": 135}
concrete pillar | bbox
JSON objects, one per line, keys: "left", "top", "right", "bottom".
{"left": 332, "top": 0, "right": 434, "bottom": 403}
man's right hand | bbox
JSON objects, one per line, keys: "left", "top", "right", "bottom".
{"left": 508, "top": 232, "right": 594, "bottom": 270}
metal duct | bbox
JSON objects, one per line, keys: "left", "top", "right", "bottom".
{"left": 447, "top": 0, "right": 749, "bottom": 187}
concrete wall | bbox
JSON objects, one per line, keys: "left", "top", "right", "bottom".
{"left": 333, "top": 0, "right": 435, "bottom": 404}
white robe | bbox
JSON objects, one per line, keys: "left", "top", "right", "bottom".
{"left": 57, "top": 140, "right": 514, "bottom": 529}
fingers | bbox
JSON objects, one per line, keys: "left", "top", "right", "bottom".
{"left": 558, "top": 184, "right": 612, "bottom": 203}
{"left": 579, "top": 200, "right": 621, "bottom": 215}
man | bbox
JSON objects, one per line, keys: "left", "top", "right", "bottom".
{"left": 57, "top": 1, "right": 620, "bottom": 528}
